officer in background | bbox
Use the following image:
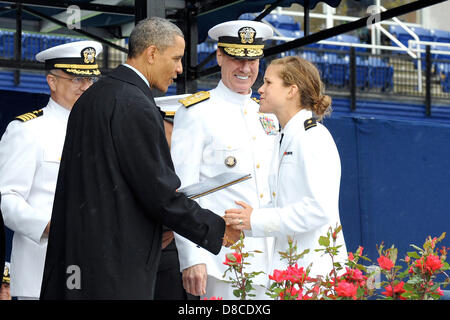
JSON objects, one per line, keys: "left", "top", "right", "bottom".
{"left": 0, "top": 40, "right": 102, "bottom": 300}
{"left": 171, "top": 20, "right": 278, "bottom": 299}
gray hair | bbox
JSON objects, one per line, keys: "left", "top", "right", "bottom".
{"left": 128, "top": 17, "right": 184, "bottom": 58}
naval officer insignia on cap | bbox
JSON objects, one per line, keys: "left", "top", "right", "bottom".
{"left": 239, "top": 27, "right": 256, "bottom": 44}
{"left": 209, "top": 20, "right": 273, "bottom": 59}
{"left": 82, "top": 47, "right": 96, "bottom": 64}
{"left": 36, "top": 40, "right": 103, "bottom": 76}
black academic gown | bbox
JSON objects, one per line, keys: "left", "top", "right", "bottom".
{"left": 40, "top": 65, "right": 225, "bottom": 300}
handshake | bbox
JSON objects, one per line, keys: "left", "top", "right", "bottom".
{"left": 222, "top": 200, "right": 253, "bottom": 247}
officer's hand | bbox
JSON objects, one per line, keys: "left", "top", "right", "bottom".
{"left": 182, "top": 264, "right": 207, "bottom": 296}
{"left": 222, "top": 224, "right": 241, "bottom": 247}
{"left": 224, "top": 201, "right": 253, "bottom": 231}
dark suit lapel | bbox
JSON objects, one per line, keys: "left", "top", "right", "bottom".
{"left": 107, "top": 64, "right": 155, "bottom": 102}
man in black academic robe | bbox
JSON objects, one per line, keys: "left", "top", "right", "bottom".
{"left": 40, "top": 18, "right": 237, "bottom": 300}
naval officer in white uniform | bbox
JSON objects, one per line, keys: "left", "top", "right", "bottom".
{"left": 0, "top": 40, "right": 102, "bottom": 299}
{"left": 171, "top": 20, "right": 277, "bottom": 299}
{"left": 225, "top": 56, "right": 348, "bottom": 282}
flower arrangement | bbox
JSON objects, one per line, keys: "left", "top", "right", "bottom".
{"left": 214, "top": 226, "right": 449, "bottom": 300}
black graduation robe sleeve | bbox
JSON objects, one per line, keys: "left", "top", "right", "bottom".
{"left": 110, "top": 97, "right": 225, "bottom": 254}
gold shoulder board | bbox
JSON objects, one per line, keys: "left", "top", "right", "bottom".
{"left": 15, "top": 109, "right": 43, "bottom": 122}
{"left": 304, "top": 118, "right": 317, "bottom": 131}
{"left": 251, "top": 97, "right": 260, "bottom": 104}
{"left": 179, "top": 91, "right": 210, "bottom": 108}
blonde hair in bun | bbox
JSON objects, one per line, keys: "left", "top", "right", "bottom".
{"left": 269, "top": 56, "right": 332, "bottom": 121}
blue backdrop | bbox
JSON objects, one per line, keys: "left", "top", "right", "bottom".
{"left": 324, "top": 116, "right": 450, "bottom": 262}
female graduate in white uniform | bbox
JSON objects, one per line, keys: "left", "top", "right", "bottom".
{"left": 225, "top": 56, "right": 348, "bottom": 278}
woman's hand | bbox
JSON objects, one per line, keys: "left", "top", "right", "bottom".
{"left": 224, "top": 201, "right": 253, "bottom": 231}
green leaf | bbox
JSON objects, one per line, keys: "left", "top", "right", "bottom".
{"left": 407, "top": 251, "right": 421, "bottom": 259}
{"left": 319, "top": 236, "right": 330, "bottom": 247}
{"left": 409, "top": 244, "right": 424, "bottom": 253}
{"left": 402, "top": 282, "right": 415, "bottom": 292}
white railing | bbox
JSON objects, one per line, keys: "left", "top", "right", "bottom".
{"left": 268, "top": 4, "right": 450, "bottom": 94}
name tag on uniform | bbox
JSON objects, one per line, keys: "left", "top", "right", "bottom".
{"left": 259, "top": 115, "right": 278, "bottom": 135}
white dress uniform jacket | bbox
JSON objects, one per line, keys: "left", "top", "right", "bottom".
{"left": 0, "top": 99, "right": 70, "bottom": 297}
{"left": 250, "top": 109, "right": 348, "bottom": 277}
{"left": 171, "top": 81, "right": 277, "bottom": 293}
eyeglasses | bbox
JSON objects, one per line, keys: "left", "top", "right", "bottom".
{"left": 49, "top": 72, "right": 99, "bottom": 85}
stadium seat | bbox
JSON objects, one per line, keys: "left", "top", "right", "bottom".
{"left": 431, "top": 29, "right": 450, "bottom": 43}
{"left": 410, "top": 26, "right": 434, "bottom": 43}
{"left": 197, "top": 41, "right": 217, "bottom": 69}
{"left": 300, "top": 51, "right": 326, "bottom": 78}
{"left": 389, "top": 25, "right": 418, "bottom": 49}
{"left": 432, "top": 44, "right": 450, "bottom": 61}
{"left": 276, "top": 14, "right": 300, "bottom": 31}
{"left": 238, "top": 13, "right": 257, "bottom": 21}
{"left": 367, "top": 57, "right": 394, "bottom": 91}
{"left": 436, "top": 62, "right": 450, "bottom": 92}
{"left": 0, "top": 31, "right": 14, "bottom": 59}
{"left": 263, "top": 14, "right": 279, "bottom": 28}
{"left": 323, "top": 54, "right": 347, "bottom": 87}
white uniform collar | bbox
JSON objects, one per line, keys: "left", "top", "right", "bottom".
{"left": 281, "top": 109, "right": 313, "bottom": 135}
{"left": 47, "top": 98, "right": 71, "bottom": 120}
{"left": 216, "top": 80, "right": 252, "bottom": 106}
{"left": 123, "top": 63, "right": 150, "bottom": 87}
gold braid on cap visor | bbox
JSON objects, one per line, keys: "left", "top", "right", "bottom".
{"left": 54, "top": 63, "right": 99, "bottom": 69}
{"left": 218, "top": 43, "right": 264, "bottom": 57}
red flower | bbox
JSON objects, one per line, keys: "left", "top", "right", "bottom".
{"left": 335, "top": 280, "right": 358, "bottom": 299}
{"left": 285, "top": 263, "right": 310, "bottom": 285}
{"left": 223, "top": 252, "right": 242, "bottom": 266}
{"left": 382, "top": 281, "right": 407, "bottom": 300}
{"left": 269, "top": 269, "right": 287, "bottom": 283}
{"left": 425, "top": 254, "right": 443, "bottom": 272}
{"left": 203, "top": 296, "right": 223, "bottom": 300}
{"left": 377, "top": 255, "right": 394, "bottom": 271}
{"left": 348, "top": 252, "right": 354, "bottom": 261}
{"left": 279, "top": 285, "right": 303, "bottom": 300}
{"left": 434, "top": 287, "right": 444, "bottom": 296}
{"left": 415, "top": 255, "right": 443, "bottom": 274}
{"left": 357, "top": 246, "right": 364, "bottom": 256}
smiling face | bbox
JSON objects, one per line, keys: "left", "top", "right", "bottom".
{"left": 216, "top": 48, "right": 259, "bottom": 94}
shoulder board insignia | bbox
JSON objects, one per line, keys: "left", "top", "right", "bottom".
{"left": 164, "top": 111, "right": 175, "bottom": 118}
{"left": 158, "top": 109, "right": 176, "bottom": 122}
{"left": 179, "top": 91, "right": 210, "bottom": 108}
{"left": 304, "top": 118, "right": 317, "bottom": 131}
{"left": 251, "top": 97, "right": 260, "bottom": 104}
{"left": 15, "top": 109, "right": 43, "bottom": 122}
